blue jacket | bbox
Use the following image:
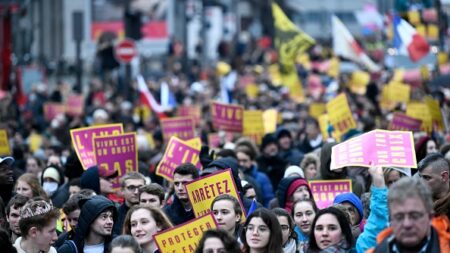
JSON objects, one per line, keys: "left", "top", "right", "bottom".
{"left": 163, "top": 196, "right": 195, "bottom": 226}
{"left": 244, "top": 165, "right": 274, "bottom": 207}
{"left": 355, "top": 186, "right": 388, "bottom": 253}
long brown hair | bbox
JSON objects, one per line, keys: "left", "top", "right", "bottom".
{"left": 16, "top": 173, "right": 49, "bottom": 200}
{"left": 122, "top": 205, "right": 173, "bottom": 235}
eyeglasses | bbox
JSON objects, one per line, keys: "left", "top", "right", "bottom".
{"left": 280, "top": 225, "right": 290, "bottom": 231}
{"left": 126, "top": 185, "right": 143, "bottom": 192}
{"left": 245, "top": 224, "right": 270, "bottom": 234}
{"left": 391, "top": 211, "right": 426, "bottom": 223}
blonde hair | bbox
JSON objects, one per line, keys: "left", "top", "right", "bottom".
{"left": 16, "top": 173, "right": 49, "bottom": 200}
{"left": 122, "top": 205, "right": 173, "bottom": 235}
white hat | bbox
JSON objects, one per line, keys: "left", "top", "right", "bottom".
{"left": 0, "top": 156, "right": 14, "bottom": 166}
{"left": 284, "top": 165, "right": 305, "bottom": 178}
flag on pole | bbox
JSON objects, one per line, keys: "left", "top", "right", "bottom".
{"left": 393, "top": 15, "right": 430, "bottom": 62}
{"left": 160, "top": 81, "right": 177, "bottom": 109}
{"left": 246, "top": 199, "right": 258, "bottom": 218}
{"left": 332, "top": 15, "right": 381, "bottom": 72}
{"left": 137, "top": 75, "right": 167, "bottom": 118}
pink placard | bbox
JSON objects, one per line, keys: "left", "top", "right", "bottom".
{"left": 331, "top": 129, "right": 417, "bottom": 170}
{"left": 44, "top": 103, "right": 66, "bottom": 121}
{"left": 66, "top": 95, "right": 85, "bottom": 116}
{"left": 177, "top": 105, "right": 201, "bottom": 125}
{"left": 70, "top": 124, "right": 123, "bottom": 169}
{"left": 211, "top": 102, "right": 243, "bottom": 133}
{"left": 309, "top": 180, "right": 352, "bottom": 209}
{"left": 93, "top": 133, "right": 137, "bottom": 188}
{"left": 156, "top": 137, "right": 201, "bottom": 181}
{"left": 388, "top": 112, "right": 422, "bottom": 131}
{"left": 160, "top": 117, "right": 195, "bottom": 143}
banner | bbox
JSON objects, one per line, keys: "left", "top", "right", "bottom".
{"left": 211, "top": 102, "right": 243, "bottom": 132}
{"left": 243, "top": 110, "right": 265, "bottom": 145}
{"left": 326, "top": 93, "right": 356, "bottom": 138}
{"left": 156, "top": 137, "right": 201, "bottom": 181}
{"left": 0, "top": 129, "right": 10, "bottom": 155}
{"left": 154, "top": 214, "right": 217, "bottom": 253}
{"left": 160, "top": 117, "right": 195, "bottom": 143}
{"left": 43, "top": 103, "right": 66, "bottom": 121}
{"left": 186, "top": 169, "right": 246, "bottom": 219}
{"left": 388, "top": 112, "right": 422, "bottom": 131}
{"left": 70, "top": 124, "right": 124, "bottom": 169}
{"left": 331, "top": 129, "right": 417, "bottom": 170}
{"left": 178, "top": 105, "right": 201, "bottom": 125}
{"left": 66, "top": 95, "right": 85, "bottom": 117}
{"left": 406, "top": 102, "right": 432, "bottom": 132}
{"left": 93, "top": 132, "right": 137, "bottom": 188}
{"left": 309, "top": 179, "right": 352, "bottom": 209}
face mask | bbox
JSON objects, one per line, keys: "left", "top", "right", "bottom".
{"left": 43, "top": 182, "right": 58, "bottom": 197}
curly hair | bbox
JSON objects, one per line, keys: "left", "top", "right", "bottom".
{"left": 194, "top": 229, "right": 242, "bottom": 253}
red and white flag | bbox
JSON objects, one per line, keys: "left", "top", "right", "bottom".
{"left": 137, "top": 75, "right": 167, "bottom": 118}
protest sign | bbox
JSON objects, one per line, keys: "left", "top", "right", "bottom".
{"left": 70, "top": 124, "right": 123, "bottom": 169}
{"left": 309, "top": 103, "right": 326, "bottom": 120}
{"left": 331, "top": 129, "right": 417, "bottom": 170}
{"left": 326, "top": 93, "right": 356, "bottom": 137}
{"left": 0, "top": 129, "right": 10, "bottom": 155}
{"left": 185, "top": 137, "right": 202, "bottom": 150}
{"left": 185, "top": 169, "right": 246, "bottom": 219}
{"left": 349, "top": 71, "right": 370, "bottom": 95}
{"left": 425, "top": 96, "right": 444, "bottom": 131}
{"left": 160, "top": 117, "right": 195, "bottom": 143}
{"left": 406, "top": 102, "right": 432, "bottom": 132}
{"left": 211, "top": 102, "right": 243, "bottom": 133}
{"left": 207, "top": 132, "right": 234, "bottom": 149}
{"left": 156, "top": 136, "right": 201, "bottom": 181}
{"left": 154, "top": 214, "right": 217, "bottom": 253}
{"left": 309, "top": 180, "right": 352, "bottom": 209}
{"left": 43, "top": 103, "right": 66, "bottom": 121}
{"left": 388, "top": 112, "right": 422, "bottom": 131}
{"left": 243, "top": 110, "right": 265, "bottom": 145}
{"left": 66, "top": 95, "right": 84, "bottom": 116}
{"left": 263, "top": 109, "right": 278, "bottom": 134}
{"left": 177, "top": 105, "right": 201, "bottom": 125}
{"left": 387, "top": 82, "right": 410, "bottom": 103}
{"left": 93, "top": 132, "right": 137, "bottom": 188}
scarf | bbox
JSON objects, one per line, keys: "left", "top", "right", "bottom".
{"left": 283, "top": 238, "right": 297, "bottom": 253}
{"left": 312, "top": 239, "right": 354, "bottom": 253}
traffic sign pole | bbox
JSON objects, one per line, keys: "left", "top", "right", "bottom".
{"left": 114, "top": 39, "right": 138, "bottom": 100}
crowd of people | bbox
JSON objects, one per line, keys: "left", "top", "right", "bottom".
{"left": 1, "top": 24, "right": 450, "bottom": 252}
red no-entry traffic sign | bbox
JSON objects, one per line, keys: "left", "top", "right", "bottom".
{"left": 114, "top": 39, "right": 137, "bottom": 63}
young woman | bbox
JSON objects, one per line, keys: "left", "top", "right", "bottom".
{"left": 110, "top": 235, "right": 142, "bottom": 253}
{"left": 15, "top": 173, "right": 48, "bottom": 200}
{"left": 194, "top": 229, "right": 242, "bottom": 253}
{"left": 277, "top": 176, "right": 313, "bottom": 213}
{"left": 211, "top": 194, "right": 243, "bottom": 238}
{"left": 292, "top": 199, "right": 318, "bottom": 252}
{"left": 241, "top": 208, "right": 283, "bottom": 253}
{"left": 122, "top": 205, "right": 173, "bottom": 253}
{"left": 307, "top": 207, "right": 355, "bottom": 253}
{"left": 272, "top": 208, "right": 298, "bottom": 253}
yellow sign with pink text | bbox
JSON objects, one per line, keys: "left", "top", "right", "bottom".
{"left": 154, "top": 214, "right": 217, "bottom": 253}
{"left": 331, "top": 130, "right": 417, "bottom": 170}
{"left": 185, "top": 169, "right": 246, "bottom": 221}
{"left": 326, "top": 93, "right": 356, "bottom": 139}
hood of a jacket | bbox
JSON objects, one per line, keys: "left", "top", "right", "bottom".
{"left": 204, "top": 157, "right": 243, "bottom": 193}
{"left": 80, "top": 166, "right": 100, "bottom": 194}
{"left": 333, "top": 192, "right": 364, "bottom": 224}
{"left": 277, "top": 176, "right": 312, "bottom": 208}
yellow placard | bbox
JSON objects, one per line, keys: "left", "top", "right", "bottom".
{"left": 318, "top": 114, "right": 340, "bottom": 141}
{"left": 327, "top": 57, "right": 340, "bottom": 78}
{"left": 243, "top": 110, "right": 265, "bottom": 145}
{"left": 154, "top": 214, "right": 217, "bottom": 253}
{"left": 416, "top": 24, "right": 426, "bottom": 37}
{"left": 326, "top": 93, "right": 356, "bottom": 138}
{"left": 387, "top": 82, "right": 411, "bottom": 103}
{"left": 268, "top": 64, "right": 282, "bottom": 86}
{"left": 263, "top": 109, "right": 278, "bottom": 134}
{"left": 185, "top": 137, "right": 202, "bottom": 150}
{"left": 406, "top": 102, "right": 432, "bottom": 133}
{"left": 186, "top": 169, "right": 246, "bottom": 220}
{"left": 427, "top": 24, "right": 439, "bottom": 40}
{"left": 309, "top": 103, "right": 327, "bottom": 119}
{"left": 392, "top": 69, "right": 405, "bottom": 82}
{"left": 0, "top": 129, "right": 11, "bottom": 155}
{"left": 245, "top": 83, "right": 259, "bottom": 99}
{"left": 380, "top": 86, "right": 397, "bottom": 111}
{"left": 281, "top": 66, "right": 305, "bottom": 103}
{"left": 408, "top": 10, "right": 421, "bottom": 25}
{"left": 438, "top": 52, "right": 448, "bottom": 66}
{"left": 424, "top": 96, "right": 444, "bottom": 131}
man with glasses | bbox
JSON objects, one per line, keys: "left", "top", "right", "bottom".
{"left": 370, "top": 177, "right": 450, "bottom": 253}
{"left": 58, "top": 195, "right": 117, "bottom": 253}
{"left": 112, "top": 172, "right": 145, "bottom": 236}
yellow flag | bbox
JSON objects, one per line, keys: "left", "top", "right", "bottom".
{"left": 438, "top": 52, "right": 448, "bottom": 66}
{"left": 427, "top": 24, "right": 439, "bottom": 41}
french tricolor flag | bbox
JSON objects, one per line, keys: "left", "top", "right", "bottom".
{"left": 393, "top": 15, "right": 430, "bottom": 62}
{"left": 137, "top": 75, "right": 167, "bottom": 119}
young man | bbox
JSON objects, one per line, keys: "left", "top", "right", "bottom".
{"left": 163, "top": 163, "right": 199, "bottom": 225}
{"left": 112, "top": 172, "right": 145, "bottom": 236}
{"left": 6, "top": 194, "right": 29, "bottom": 243}
{"left": 54, "top": 193, "right": 83, "bottom": 248}
{"left": 139, "top": 183, "right": 165, "bottom": 208}
{"left": 58, "top": 195, "right": 117, "bottom": 253}
{"left": 13, "top": 199, "right": 59, "bottom": 253}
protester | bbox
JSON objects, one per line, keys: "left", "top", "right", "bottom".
{"left": 299, "top": 153, "right": 320, "bottom": 180}
{"left": 25, "top": 156, "right": 43, "bottom": 179}
{"left": 54, "top": 193, "right": 84, "bottom": 248}
{"left": 276, "top": 128, "right": 304, "bottom": 166}
{"left": 113, "top": 172, "right": 146, "bottom": 236}
{"left": 415, "top": 136, "right": 439, "bottom": 164}
{"left": 122, "top": 205, "right": 173, "bottom": 253}
{"left": 276, "top": 176, "right": 313, "bottom": 212}
{"left": 14, "top": 199, "right": 59, "bottom": 253}
{"left": 256, "top": 133, "right": 287, "bottom": 190}
{"left": 110, "top": 235, "right": 142, "bottom": 253}
{"left": 283, "top": 165, "right": 305, "bottom": 178}
{"left": 298, "top": 117, "right": 323, "bottom": 154}
{"left": 57, "top": 195, "right": 117, "bottom": 253}
{"left": 292, "top": 199, "right": 318, "bottom": 252}
{"left": 383, "top": 167, "right": 410, "bottom": 188}
{"left": 6, "top": 194, "right": 29, "bottom": 243}
{"left": 15, "top": 173, "right": 48, "bottom": 200}
{"left": 163, "top": 163, "right": 199, "bottom": 225}
{"left": 333, "top": 192, "right": 364, "bottom": 239}
{"left": 68, "top": 178, "right": 81, "bottom": 197}
{"left": 307, "top": 207, "right": 355, "bottom": 253}
{"left": 0, "top": 156, "right": 15, "bottom": 205}
{"left": 272, "top": 208, "right": 298, "bottom": 253}
{"left": 79, "top": 166, "right": 117, "bottom": 196}
{"left": 211, "top": 194, "right": 243, "bottom": 238}
{"left": 0, "top": 227, "right": 17, "bottom": 253}
{"left": 41, "top": 165, "right": 68, "bottom": 208}
{"left": 139, "top": 183, "right": 165, "bottom": 208}
{"left": 242, "top": 182, "right": 258, "bottom": 201}
{"left": 194, "top": 229, "right": 242, "bottom": 253}
{"left": 241, "top": 208, "right": 283, "bottom": 253}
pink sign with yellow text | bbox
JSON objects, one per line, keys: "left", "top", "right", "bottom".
{"left": 211, "top": 102, "right": 243, "bottom": 132}
{"left": 70, "top": 124, "right": 123, "bottom": 170}
{"left": 160, "top": 117, "right": 195, "bottom": 143}
{"left": 156, "top": 137, "right": 201, "bottom": 181}
{"left": 331, "top": 129, "right": 417, "bottom": 170}
{"left": 93, "top": 132, "right": 137, "bottom": 188}
{"left": 309, "top": 180, "right": 352, "bottom": 209}
{"left": 388, "top": 112, "right": 422, "bottom": 131}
